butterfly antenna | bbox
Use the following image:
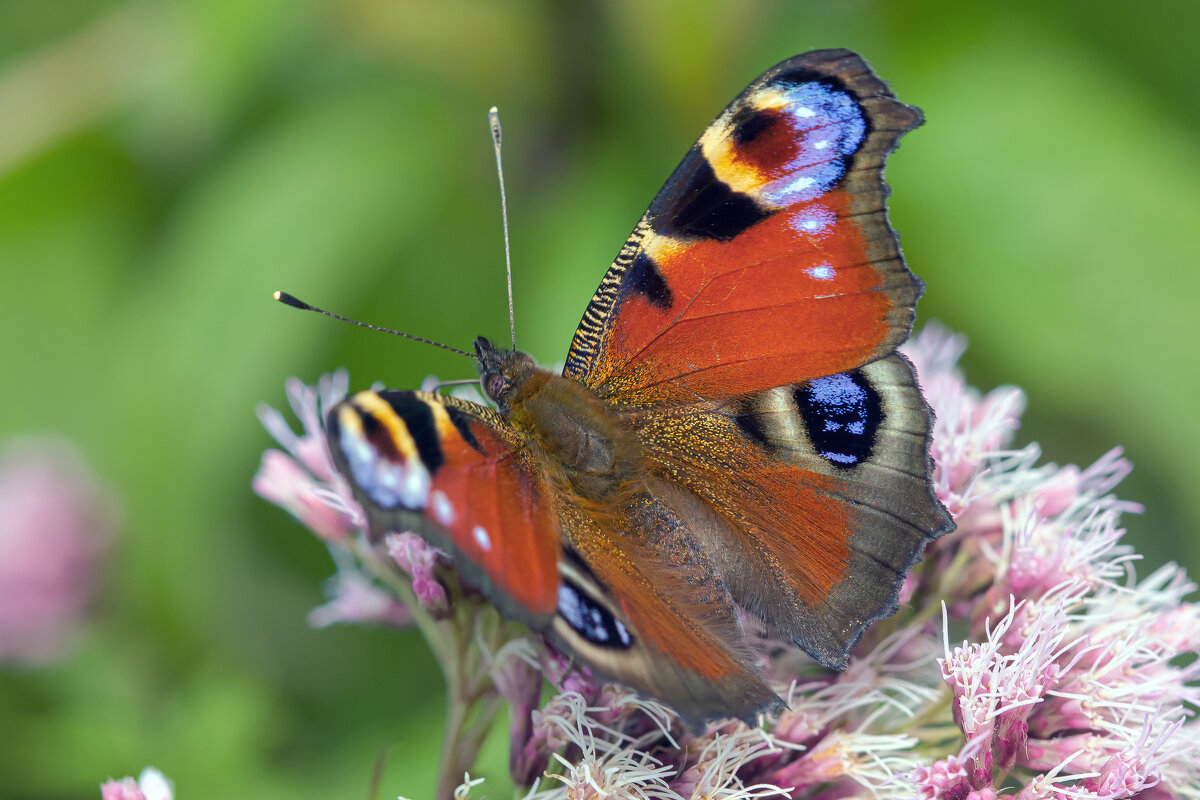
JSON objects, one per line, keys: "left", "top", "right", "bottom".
{"left": 433, "top": 378, "right": 482, "bottom": 390}
{"left": 273, "top": 291, "right": 475, "bottom": 359}
{"left": 489, "top": 106, "right": 517, "bottom": 351}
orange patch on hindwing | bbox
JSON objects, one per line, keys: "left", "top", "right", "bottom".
{"left": 590, "top": 539, "right": 734, "bottom": 681}
{"left": 742, "top": 467, "right": 853, "bottom": 604}
{"left": 643, "top": 410, "right": 853, "bottom": 608}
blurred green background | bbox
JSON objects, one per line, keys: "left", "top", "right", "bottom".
{"left": 1, "top": 0, "right": 1197, "bottom": 797}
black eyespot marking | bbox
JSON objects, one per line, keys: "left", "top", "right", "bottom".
{"left": 445, "top": 406, "right": 484, "bottom": 454}
{"left": 625, "top": 252, "right": 673, "bottom": 310}
{"left": 660, "top": 148, "right": 770, "bottom": 241}
{"left": 558, "top": 578, "right": 633, "bottom": 649}
{"left": 378, "top": 391, "right": 444, "bottom": 473}
{"left": 793, "top": 370, "right": 883, "bottom": 469}
{"left": 731, "top": 106, "right": 774, "bottom": 146}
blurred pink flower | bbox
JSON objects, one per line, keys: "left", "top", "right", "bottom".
{"left": 253, "top": 369, "right": 361, "bottom": 542}
{"left": 307, "top": 567, "right": 413, "bottom": 629}
{"left": 385, "top": 532, "right": 449, "bottom": 612}
{"left": 100, "top": 767, "right": 173, "bottom": 800}
{"left": 0, "top": 436, "right": 115, "bottom": 664}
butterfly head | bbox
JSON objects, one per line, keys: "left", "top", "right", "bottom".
{"left": 474, "top": 336, "right": 536, "bottom": 409}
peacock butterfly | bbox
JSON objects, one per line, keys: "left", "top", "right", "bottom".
{"left": 322, "top": 49, "right": 953, "bottom": 727}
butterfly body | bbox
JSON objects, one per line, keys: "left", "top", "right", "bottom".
{"left": 325, "top": 49, "right": 954, "bottom": 727}
{"left": 476, "top": 337, "right": 642, "bottom": 504}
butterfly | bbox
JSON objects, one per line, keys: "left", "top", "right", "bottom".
{"left": 323, "top": 49, "right": 953, "bottom": 727}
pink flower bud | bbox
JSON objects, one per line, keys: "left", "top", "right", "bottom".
{"left": 385, "top": 532, "right": 449, "bottom": 612}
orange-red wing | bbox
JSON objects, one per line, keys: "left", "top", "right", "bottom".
{"left": 327, "top": 390, "right": 559, "bottom": 622}
{"left": 635, "top": 354, "right": 954, "bottom": 667}
{"left": 563, "top": 49, "right": 923, "bottom": 406}
{"left": 548, "top": 492, "right": 784, "bottom": 727}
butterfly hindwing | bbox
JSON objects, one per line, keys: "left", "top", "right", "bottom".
{"left": 635, "top": 354, "right": 950, "bottom": 667}
{"left": 550, "top": 493, "right": 783, "bottom": 726}
{"left": 327, "top": 390, "right": 560, "bottom": 623}
{"left": 565, "top": 49, "right": 924, "bottom": 405}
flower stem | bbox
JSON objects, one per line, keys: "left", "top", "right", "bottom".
{"left": 435, "top": 619, "right": 505, "bottom": 798}
{"left": 347, "top": 536, "right": 510, "bottom": 798}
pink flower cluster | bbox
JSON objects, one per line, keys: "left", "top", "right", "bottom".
{"left": 906, "top": 326, "right": 1199, "bottom": 799}
{"left": 238, "top": 324, "right": 1199, "bottom": 800}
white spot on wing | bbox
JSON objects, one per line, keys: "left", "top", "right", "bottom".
{"left": 400, "top": 465, "right": 431, "bottom": 509}
{"left": 789, "top": 204, "right": 836, "bottom": 237}
{"left": 350, "top": 438, "right": 372, "bottom": 464}
{"left": 558, "top": 584, "right": 581, "bottom": 627}
{"left": 432, "top": 490, "right": 455, "bottom": 526}
{"left": 806, "top": 263, "right": 835, "bottom": 281}
{"left": 784, "top": 175, "right": 816, "bottom": 195}
{"left": 614, "top": 618, "right": 632, "bottom": 646}
{"left": 339, "top": 427, "right": 429, "bottom": 511}
{"left": 473, "top": 525, "right": 492, "bottom": 552}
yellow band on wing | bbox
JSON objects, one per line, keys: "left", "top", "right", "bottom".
{"left": 351, "top": 390, "right": 419, "bottom": 462}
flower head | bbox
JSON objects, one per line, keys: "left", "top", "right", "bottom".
{"left": 306, "top": 563, "right": 413, "bottom": 629}
{"left": 253, "top": 369, "right": 361, "bottom": 542}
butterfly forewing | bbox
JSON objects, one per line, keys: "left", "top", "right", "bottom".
{"left": 328, "top": 389, "right": 783, "bottom": 725}
{"left": 327, "top": 390, "right": 560, "bottom": 623}
{"left": 565, "top": 49, "right": 924, "bottom": 405}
